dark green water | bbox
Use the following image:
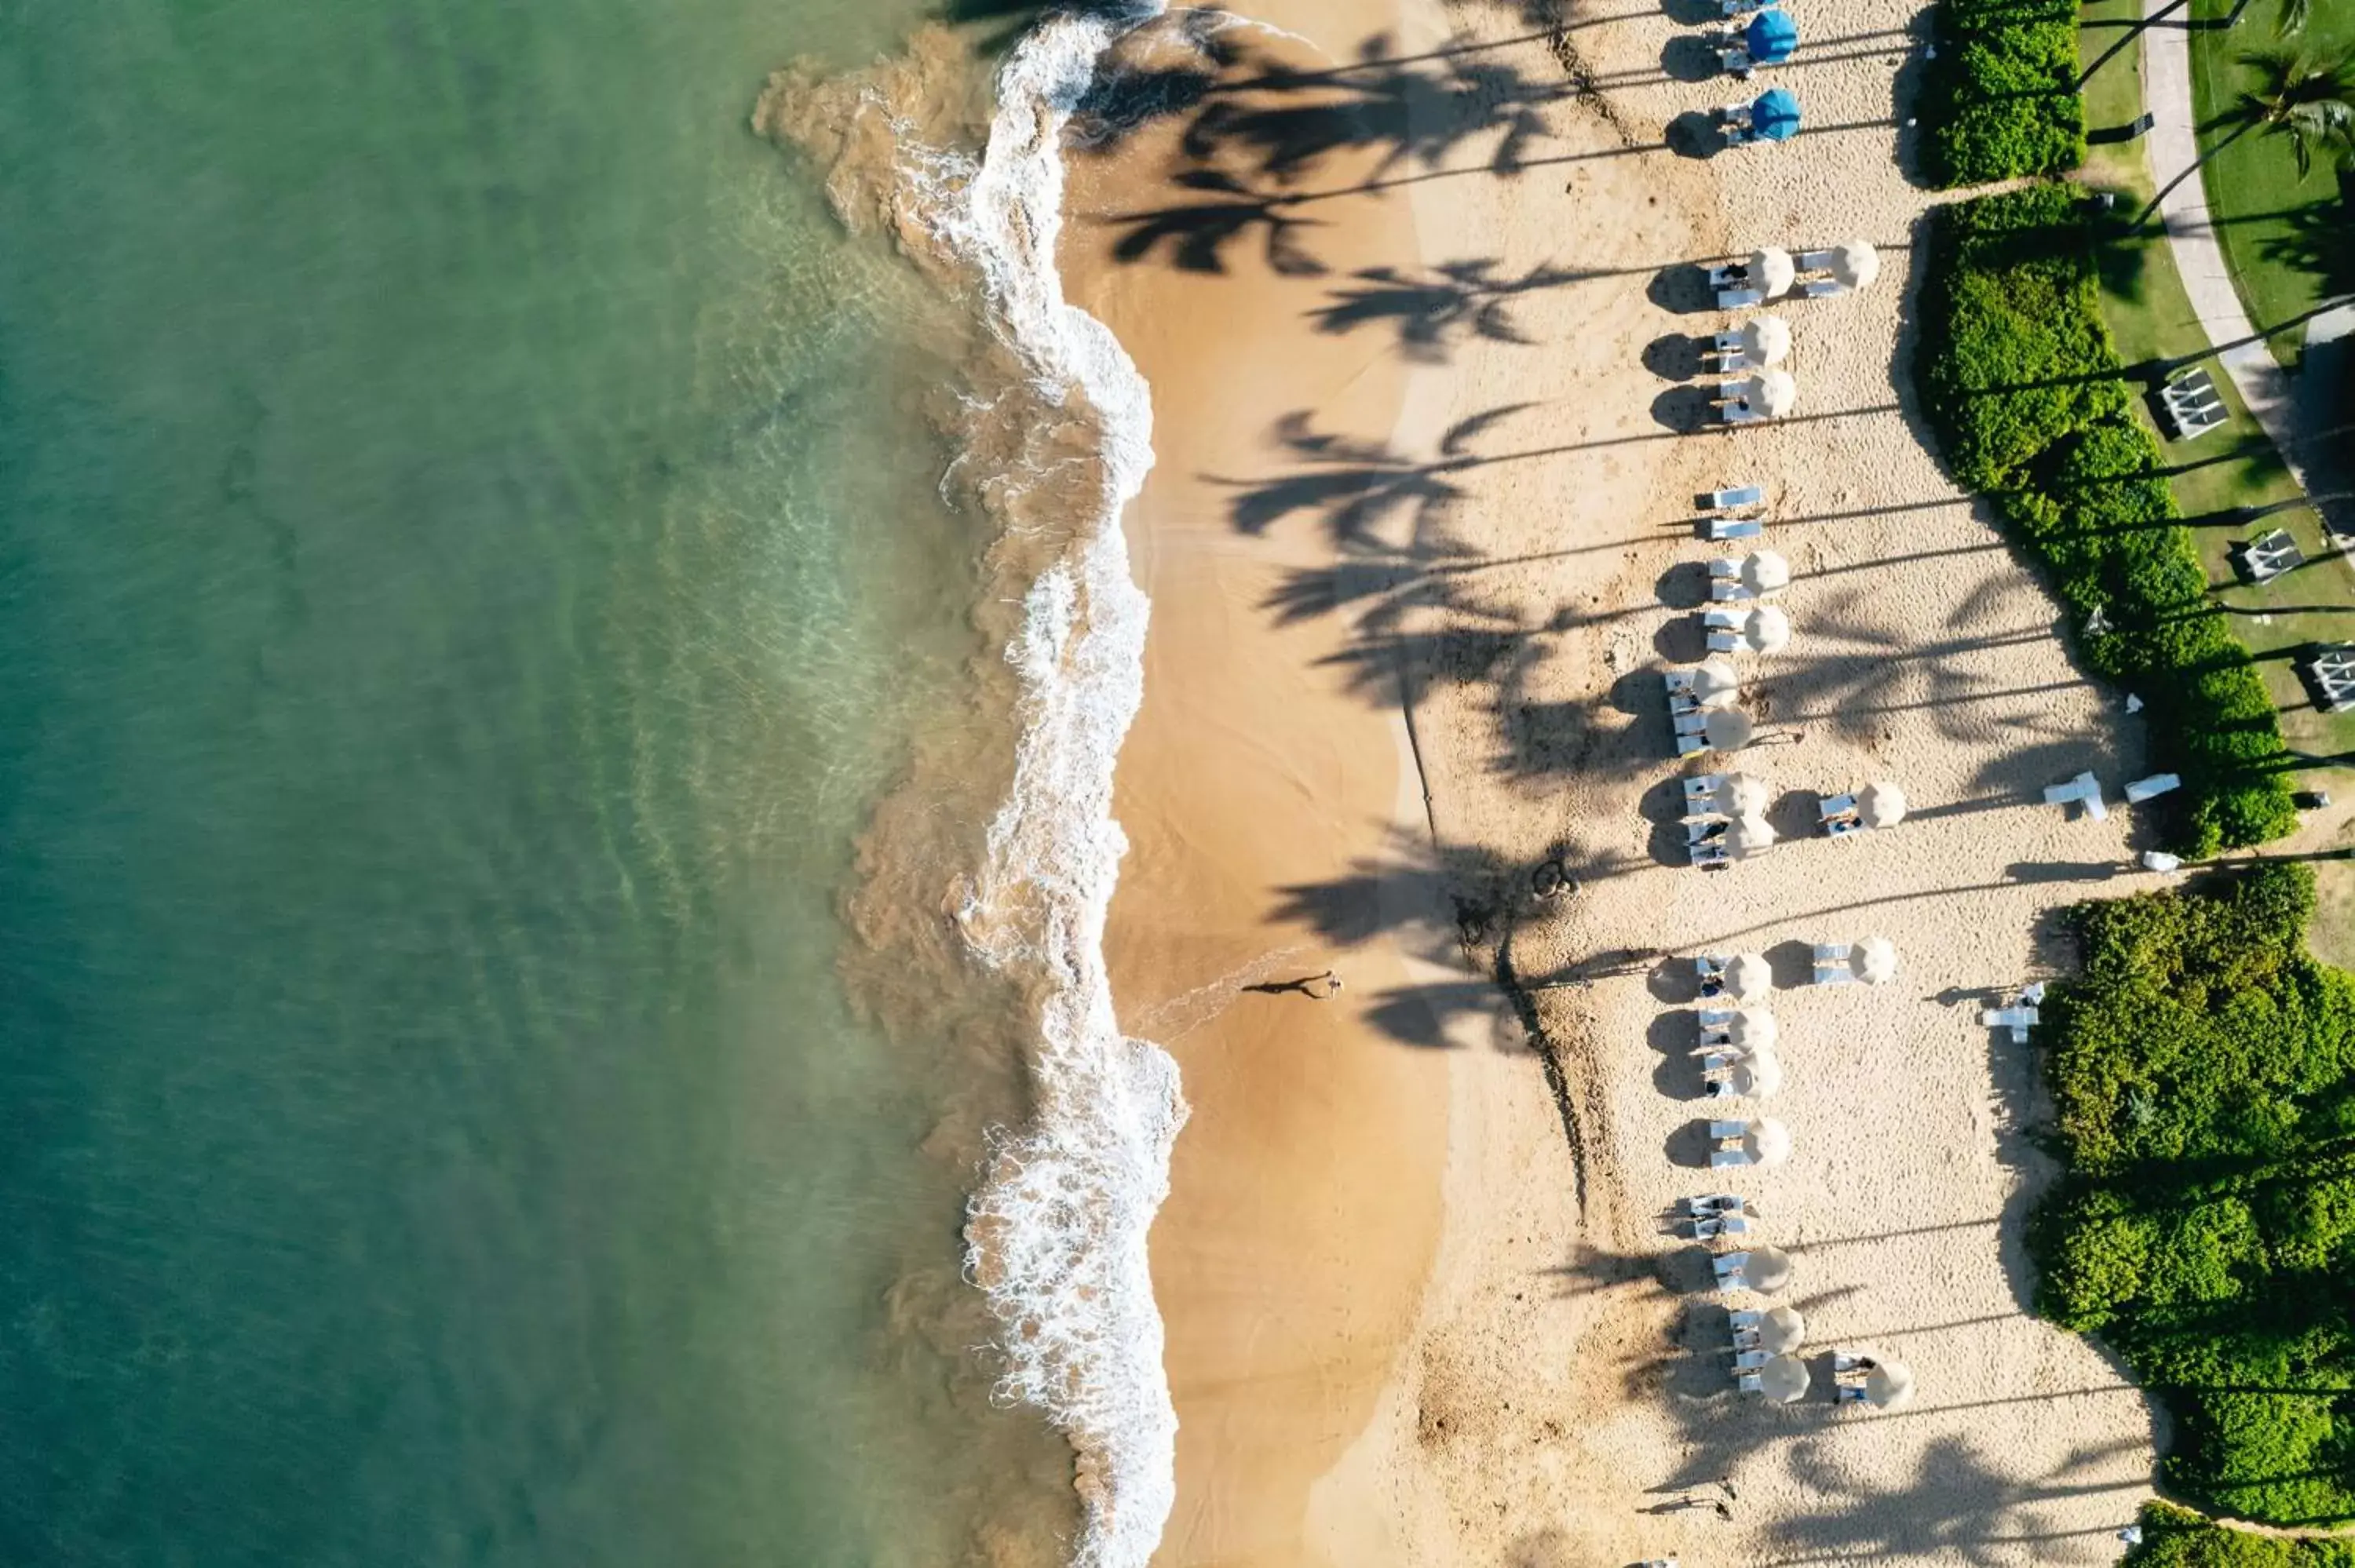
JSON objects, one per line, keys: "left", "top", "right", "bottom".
{"left": 0, "top": 2, "right": 1072, "bottom": 1563}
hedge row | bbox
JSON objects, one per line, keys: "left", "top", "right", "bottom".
{"left": 2036, "top": 866, "right": 2355, "bottom": 1524}
{"left": 2124, "top": 1504, "right": 2355, "bottom": 1568}
{"left": 1921, "top": 0, "right": 2085, "bottom": 188}
{"left": 1916, "top": 184, "right": 2299, "bottom": 855}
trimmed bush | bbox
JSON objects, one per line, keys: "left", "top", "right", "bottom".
{"left": 2034, "top": 867, "right": 2355, "bottom": 1523}
{"left": 2125, "top": 1504, "right": 2355, "bottom": 1568}
{"left": 1915, "top": 186, "right": 2300, "bottom": 854}
{"left": 1921, "top": 0, "right": 2085, "bottom": 188}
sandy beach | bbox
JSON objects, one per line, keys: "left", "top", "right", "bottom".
{"left": 1071, "top": 0, "right": 2172, "bottom": 1561}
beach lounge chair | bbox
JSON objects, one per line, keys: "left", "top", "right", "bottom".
{"left": 1729, "top": 1308, "right": 1762, "bottom": 1329}
{"left": 1685, "top": 774, "right": 1729, "bottom": 812}
{"left": 1833, "top": 1349, "right": 1864, "bottom": 1373}
{"left": 1718, "top": 42, "right": 1756, "bottom": 75}
{"left": 1707, "top": 483, "right": 1765, "bottom": 510}
{"left": 1737, "top": 1372, "right": 1764, "bottom": 1395}
{"left": 1718, "top": 286, "right": 1765, "bottom": 309}
{"left": 1706, "top": 264, "right": 1747, "bottom": 291}
{"left": 1685, "top": 1193, "right": 1743, "bottom": 1216}
{"left": 1718, "top": 1214, "right": 1753, "bottom": 1238}
{"left": 1795, "top": 249, "right": 1835, "bottom": 271}
{"left": 1691, "top": 838, "right": 1730, "bottom": 865}
{"left": 1666, "top": 668, "right": 1697, "bottom": 695}
{"left": 2123, "top": 773, "right": 2182, "bottom": 804}
{"left": 1818, "top": 793, "right": 1857, "bottom": 822}
{"left": 1678, "top": 733, "right": 1710, "bottom": 757}
{"left": 1732, "top": 1349, "right": 1769, "bottom": 1370}
{"left": 1710, "top": 1147, "right": 1751, "bottom": 1168}
{"left": 1796, "top": 278, "right": 1843, "bottom": 299}
{"left": 1729, "top": 1327, "right": 1762, "bottom": 1351}
{"left": 1708, "top": 515, "right": 1765, "bottom": 542}
{"left": 1716, "top": 102, "right": 1755, "bottom": 128}
{"left": 1697, "top": 1004, "right": 1735, "bottom": 1027}
{"left": 2236, "top": 529, "right": 2303, "bottom": 583}
{"left": 1836, "top": 1383, "right": 1870, "bottom": 1404}
{"left": 1711, "top": 1119, "right": 1748, "bottom": 1140}
{"left": 2043, "top": 771, "right": 2108, "bottom": 822}
{"left": 1701, "top": 1052, "right": 1738, "bottom": 1074}
{"left": 2159, "top": 368, "right": 2228, "bottom": 440}
{"left": 1813, "top": 943, "right": 1854, "bottom": 985}
{"left": 1696, "top": 1213, "right": 1754, "bottom": 1238}
{"left": 1674, "top": 710, "right": 1711, "bottom": 738}
{"left": 1722, "top": 402, "right": 1768, "bottom": 425}
{"left": 1696, "top": 954, "right": 1728, "bottom": 991}
{"left": 1712, "top": 1250, "right": 1749, "bottom": 1280}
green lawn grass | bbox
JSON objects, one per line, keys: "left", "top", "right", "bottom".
{"left": 2185, "top": 0, "right": 2355, "bottom": 366}
{"left": 2078, "top": 0, "right": 2355, "bottom": 954}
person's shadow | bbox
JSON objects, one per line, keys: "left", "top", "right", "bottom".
{"left": 1243, "top": 971, "right": 1342, "bottom": 998}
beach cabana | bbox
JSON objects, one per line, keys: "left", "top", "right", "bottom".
{"left": 1728, "top": 813, "right": 1776, "bottom": 859}
{"left": 1758, "top": 1353, "right": 1810, "bottom": 1404}
{"left": 1732, "top": 1048, "right": 1783, "bottom": 1098}
{"left": 1718, "top": 773, "right": 1771, "bottom": 817}
{"left": 1859, "top": 780, "right": 1907, "bottom": 828}
{"left": 1746, "top": 7, "right": 1799, "bottom": 65}
{"left": 1745, "top": 1243, "right": 1795, "bottom": 1293}
{"left": 1704, "top": 708, "right": 1754, "bottom": 753}
{"left": 1741, "top": 549, "right": 1791, "bottom": 596}
{"left": 1727, "top": 1007, "right": 1776, "bottom": 1048}
{"left": 1832, "top": 240, "right": 1880, "bottom": 290}
{"left": 1751, "top": 88, "right": 1802, "bottom": 143}
{"left": 1866, "top": 1359, "right": 1916, "bottom": 1409}
{"left": 1693, "top": 658, "right": 1743, "bottom": 709}
{"left": 1749, "top": 246, "right": 1797, "bottom": 298}
{"left": 1741, "top": 314, "right": 1791, "bottom": 367}
{"left": 1726, "top": 951, "right": 1772, "bottom": 1001}
{"left": 1743, "top": 1116, "right": 1791, "bottom": 1166}
{"left": 1759, "top": 1304, "right": 1806, "bottom": 1354}
{"left": 1743, "top": 605, "right": 1790, "bottom": 654}
{"left": 1853, "top": 936, "right": 1897, "bottom": 985}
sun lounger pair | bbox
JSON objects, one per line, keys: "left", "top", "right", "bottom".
{"left": 1813, "top": 943, "right": 1854, "bottom": 985}
{"left": 1982, "top": 1005, "right": 2039, "bottom": 1043}
{"left": 2307, "top": 646, "right": 2355, "bottom": 712}
{"left": 2159, "top": 368, "right": 2227, "bottom": 440}
{"left": 2237, "top": 528, "right": 2303, "bottom": 583}
{"left": 2043, "top": 771, "right": 2108, "bottom": 822}
{"left": 1709, "top": 561, "right": 1752, "bottom": 603}
{"left": 1703, "top": 605, "right": 1745, "bottom": 652}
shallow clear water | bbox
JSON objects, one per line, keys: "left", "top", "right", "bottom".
{"left": 0, "top": 2, "right": 1076, "bottom": 1563}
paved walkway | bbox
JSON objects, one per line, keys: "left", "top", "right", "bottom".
{"left": 2138, "top": 0, "right": 2348, "bottom": 532}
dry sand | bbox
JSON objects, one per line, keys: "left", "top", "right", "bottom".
{"left": 1069, "top": 0, "right": 2171, "bottom": 1561}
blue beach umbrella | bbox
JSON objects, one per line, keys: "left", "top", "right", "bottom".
{"left": 1751, "top": 87, "right": 1802, "bottom": 141}
{"left": 1745, "top": 9, "right": 1799, "bottom": 65}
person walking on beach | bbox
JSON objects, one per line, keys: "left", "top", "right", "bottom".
{"left": 1243, "top": 970, "right": 1342, "bottom": 999}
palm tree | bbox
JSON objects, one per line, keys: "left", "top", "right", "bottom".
{"left": 2139, "top": 47, "right": 2355, "bottom": 224}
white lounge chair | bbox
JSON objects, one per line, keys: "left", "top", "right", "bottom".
{"left": 1729, "top": 1308, "right": 1762, "bottom": 1329}
{"left": 1675, "top": 710, "right": 1711, "bottom": 737}
{"left": 1738, "top": 1371, "right": 1764, "bottom": 1395}
{"left": 1711, "top": 1148, "right": 1751, "bottom": 1168}
{"left": 1710, "top": 1119, "right": 1747, "bottom": 1140}
{"left": 1832, "top": 1349, "right": 1864, "bottom": 1373}
{"left": 1691, "top": 838, "right": 1729, "bottom": 864}
{"left": 1795, "top": 249, "right": 1835, "bottom": 271}
{"left": 1732, "top": 1348, "right": 1769, "bottom": 1370}
{"left": 1678, "top": 734, "right": 1711, "bottom": 757}
{"left": 1685, "top": 1193, "right": 1743, "bottom": 1216}
{"left": 1685, "top": 773, "right": 1728, "bottom": 811}
{"left": 2124, "top": 773, "right": 2182, "bottom": 803}
{"left": 2043, "top": 771, "right": 2109, "bottom": 822}
{"left": 1707, "top": 483, "right": 1765, "bottom": 509}
{"left": 1796, "top": 278, "right": 1842, "bottom": 299}
{"left": 1729, "top": 1328, "right": 1762, "bottom": 1351}
{"left": 1718, "top": 286, "right": 1765, "bottom": 309}
{"left": 1836, "top": 1383, "right": 1870, "bottom": 1404}
{"left": 1709, "top": 515, "right": 1765, "bottom": 541}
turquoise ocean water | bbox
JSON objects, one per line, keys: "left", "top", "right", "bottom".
{"left": 0, "top": 2, "right": 1118, "bottom": 1563}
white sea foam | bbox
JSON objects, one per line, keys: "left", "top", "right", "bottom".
{"left": 919, "top": 9, "right": 1187, "bottom": 1568}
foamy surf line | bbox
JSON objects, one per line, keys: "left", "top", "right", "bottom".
{"left": 940, "top": 8, "right": 1186, "bottom": 1568}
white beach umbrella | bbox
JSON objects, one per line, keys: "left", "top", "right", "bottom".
{"left": 1718, "top": 773, "right": 1771, "bottom": 817}
{"left": 1743, "top": 1117, "right": 1791, "bottom": 1167}
{"left": 1852, "top": 936, "right": 1897, "bottom": 985}
{"left": 1833, "top": 240, "right": 1881, "bottom": 291}
{"left": 1865, "top": 1359, "right": 1916, "bottom": 1409}
{"left": 1726, "top": 952, "right": 1773, "bottom": 1001}
{"left": 1759, "top": 1304, "right": 1807, "bottom": 1355}
{"left": 1727, "top": 1008, "right": 1777, "bottom": 1049}
{"left": 1750, "top": 246, "right": 1798, "bottom": 297}
{"left": 1741, "top": 313, "right": 1792, "bottom": 366}
{"left": 1727, "top": 813, "right": 1777, "bottom": 859}
{"left": 1859, "top": 780, "right": 1908, "bottom": 829}
{"left": 1759, "top": 1353, "right": 1810, "bottom": 1404}
{"left": 1745, "top": 1242, "right": 1795, "bottom": 1293}
{"left": 1705, "top": 708, "right": 1754, "bottom": 753}
{"left": 1732, "top": 1048, "right": 1784, "bottom": 1099}
{"left": 1742, "top": 368, "right": 1797, "bottom": 418}
{"left": 1742, "top": 549, "right": 1791, "bottom": 596}
{"left": 1693, "top": 658, "right": 1743, "bottom": 709}
{"left": 1743, "top": 605, "right": 1791, "bottom": 654}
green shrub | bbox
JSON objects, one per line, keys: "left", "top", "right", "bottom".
{"left": 1914, "top": 188, "right": 2300, "bottom": 853}
{"left": 1921, "top": 0, "right": 2084, "bottom": 188}
{"left": 2125, "top": 1504, "right": 2355, "bottom": 1568}
{"left": 2033, "top": 867, "right": 2355, "bottom": 1522}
